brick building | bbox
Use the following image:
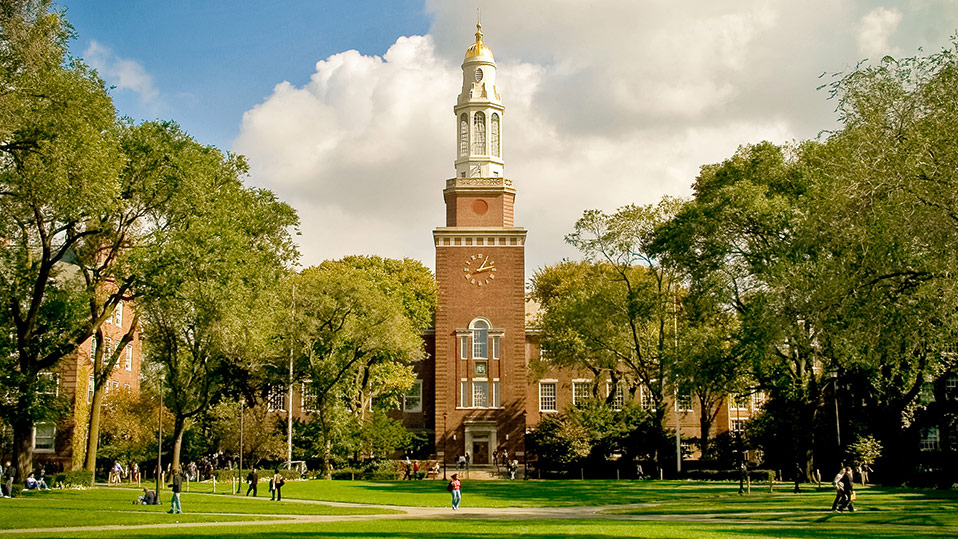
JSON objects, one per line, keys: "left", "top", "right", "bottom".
{"left": 33, "top": 294, "right": 143, "bottom": 471}
{"left": 272, "top": 25, "right": 759, "bottom": 469}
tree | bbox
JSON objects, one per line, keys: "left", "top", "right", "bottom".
{"left": 80, "top": 120, "right": 232, "bottom": 473}
{"left": 140, "top": 154, "right": 298, "bottom": 473}
{"left": 208, "top": 401, "right": 285, "bottom": 468}
{"left": 673, "top": 274, "right": 745, "bottom": 459}
{"left": 531, "top": 198, "right": 683, "bottom": 466}
{"left": 288, "top": 257, "right": 433, "bottom": 477}
{"left": 0, "top": 0, "right": 123, "bottom": 481}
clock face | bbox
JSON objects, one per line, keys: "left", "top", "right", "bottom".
{"left": 463, "top": 253, "right": 496, "bottom": 286}
{"left": 475, "top": 68, "right": 484, "bottom": 82}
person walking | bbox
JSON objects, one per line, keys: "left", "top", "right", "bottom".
{"left": 246, "top": 467, "right": 259, "bottom": 497}
{"left": 1, "top": 460, "right": 14, "bottom": 498}
{"left": 448, "top": 473, "right": 461, "bottom": 510}
{"left": 110, "top": 461, "right": 125, "bottom": 484}
{"left": 271, "top": 469, "right": 285, "bottom": 501}
{"left": 168, "top": 468, "right": 184, "bottom": 514}
{"left": 831, "top": 466, "right": 856, "bottom": 512}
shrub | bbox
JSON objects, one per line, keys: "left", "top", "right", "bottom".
{"left": 680, "top": 468, "right": 775, "bottom": 482}
{"left": 53, "top": 470, "right": 94, "bottom": 488}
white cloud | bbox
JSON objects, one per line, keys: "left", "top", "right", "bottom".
{"left": 857, "top": 7, "right": 903, "bottom": 59}
{"left": 84, "top": 41, "right": 159, "bottom": 103}
{"left": 234, "top": 1, "right": 942, "bottom": 276}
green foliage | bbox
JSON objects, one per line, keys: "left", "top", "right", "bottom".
{"left": 287, "top": 258, "right": 433, "bottom": 476}
{"left": 528, "top": 413, "right": 591, "bottom": 470}
{"left": 208, "top": 401, "right": 286, "bottom": 468}
{"left": 846, "top": 435, "right": 883, "bottom": 467}
{"left": 529, "top": 402, "right": 666, "bottom": 473}
{"left": 52, "top": 470, "right": 94, "bottom": 488}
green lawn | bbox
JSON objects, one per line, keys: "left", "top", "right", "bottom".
{"left": 4, "top": 479, "right": 957, "bottom": 538}
{"left": 3, "top": 486, "right": 393, "bottom": 530}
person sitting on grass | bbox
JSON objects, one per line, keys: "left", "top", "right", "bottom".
{"left": 24, "top": 473, "right": 50, "bottom": 491}
{"left": 135, "top": 488, "right": 157, "bottom": 505}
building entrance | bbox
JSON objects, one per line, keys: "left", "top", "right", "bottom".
{"left": 464, "top": 421, "right": 497, "bottom": 465}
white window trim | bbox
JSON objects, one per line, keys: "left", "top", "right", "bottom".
{"left": 34, "top": 423, "right": 56, "bottom": 452}
{"left": 539, "top": 380, "right": 558, "bottom": 412}
{"left": 125, "top": 344, "right": 133, "bottom": 371}
{"left": 572, "top": 379, "right": 593, "bottom": 406}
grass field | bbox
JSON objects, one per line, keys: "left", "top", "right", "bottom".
{"left": 3, "top": 479, "right": 956, "bottom": 538}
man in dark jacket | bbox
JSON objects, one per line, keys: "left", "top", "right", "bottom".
{"left": 246, "top": 467, "right": 259, "bottom": 497}
{"left": 168, "top": 468, "right": 184, "bottom": 514}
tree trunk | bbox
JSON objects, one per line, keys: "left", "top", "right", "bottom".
{"left": 84, "top": 385, "right": 106, "bottom": 472}
{"left": 698, "top": 402, "right": 714, "bottom": 459}
{"left": 12, "top": 413, "right": 33, "bottom": 485}
{"left": 171, "top": 416, "right": 186, "bottom": 473}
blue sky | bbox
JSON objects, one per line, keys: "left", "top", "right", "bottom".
{"left": 57, "top": 1, "right": 958, "bottom": 274}
{"left": 64, "top": 1, "right": 430, "bottom": 150}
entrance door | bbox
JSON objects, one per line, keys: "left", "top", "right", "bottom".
{"left": 473, "top": 441, "right": 489, "bottom": 464}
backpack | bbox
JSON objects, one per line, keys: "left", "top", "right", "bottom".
{"left": 446, "top": 481, "right": 454, "bottom": 492}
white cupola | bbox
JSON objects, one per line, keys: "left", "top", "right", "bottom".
{"left": 454, "top": 23, "right": 504, "bottom": 180}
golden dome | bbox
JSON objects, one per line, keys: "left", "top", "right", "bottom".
{"left": 465, "top": 23, "right": 494, "bottom": 60}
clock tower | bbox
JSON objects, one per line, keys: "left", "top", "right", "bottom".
{"left": 433, "top": 23, "right": 527, "bottom": 466}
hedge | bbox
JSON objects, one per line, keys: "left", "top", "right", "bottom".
{"left": 53, "top": 470, "right": 94, "bottom": 488}
{"left": 681, "top": 469, "right": 775, "bottom": 482}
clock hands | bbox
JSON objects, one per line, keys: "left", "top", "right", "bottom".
{"left": 475, "top": 256, "right": 494, "bottom": 273}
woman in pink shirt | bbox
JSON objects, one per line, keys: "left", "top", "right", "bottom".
{"left": 450, "top": 473, "right": 461, "bottom": 510}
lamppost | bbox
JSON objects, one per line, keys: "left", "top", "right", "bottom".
{"left": 442, "top": 412, "right": 448, "bottom": 480}
{"left": 829, "top": 367, "right": 841, "bottom": 466}
{"left": 156, "top": 373, "right": 164, "bottom": 504}
{"left": 522, "top": 411, "right": 528, "bottom": 480}
{"left": 238, "top": 398, "right": 244, "bottom": 495}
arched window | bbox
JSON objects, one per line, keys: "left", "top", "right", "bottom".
{"left": 473, "top": 112, "right": 486, "bottom": 155}
{"left": 459, "top": 114, "right": 468, "bottom": 156}
{"left": 471, "top": 319, "right": 489, "bottom": 359}
{"left": 491, "top": 113, "right": 500, "bottom": 157}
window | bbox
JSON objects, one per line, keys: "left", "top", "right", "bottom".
{"left": 473, "top": 112, "right": 486, "bottom": 154}
{"left": 493, "top": 380, "right": 500, "bottom": 407}
{"left": 641, "top": 386, "right": 656, "bottom": 411}
{"left": 491, "top": 335, "right": 500, "bottom": 360}
{"left": 301, "top": 381, "right": 318, "bottom": 412}
{"left": 920, "top": 426, "right": 940, "bottom": 451}
{"left": 113, "top": 302, "right": 123, "bottom": 327}
{"left": 573, "top": 382, "right": 592, "bottom": 407}
{"left": 34, "top": 423, "right": 55, "bottom": 451}
{"left": 460, "top": 335, "right": 469, "bottom": 360}
{"left": 88, "top": 375, "right": 95, "bottom": 403}
{"left": 267, "top": 386, "right": 287, "bottom": 412}
{"left": 459, "top": 114, "right": 468, "bottom": 156}
{"left": 752, "top": 391, "right": 767, "bottom": 409}
{"left": 460, "top": 380, "right": 469, "bottom": 408}
{"left": 404, "top": 380, "right": 423, "bottom": 413}
{"left": 609, "top": 383, "right": 625, "bottom": 410}
{"left": 945, "top": 375, "right": 958, "bottom": 400}
{"left": 730, "top": 394, "right": 749, "bottom": 410}
{"left": 730, "top": 418, "right": 746, "bottom": 434}
{"left": 471, "top": 320, "right": 489, "bottom": 359}
{"left": 474, "top": 362, "right": 487, "bottom": 377}
{"left": 90, "top": 336, "right": 97, "bottom": 362}
{"left": 491, "top": 113, "right": 500, "bottom": 157}
{"left": 125, "top": 345, "right": 133, "bottom": 371}
{"left": 676, "top": 392, "right": 693, "bottom": 412}
{"left": 539, "top": 382, "right": 557, "bottom": 412}
{"left": 105, "top": 337, "right": 113, "bottom": 360}
{"left": 473, "top": 381, "right": 489, "bottom": 408}
{"left": 539, "top": 345, "right": 550, "bottom": 361}
{"left": 39, "top": 372, "right": 59, "bottom": 396}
